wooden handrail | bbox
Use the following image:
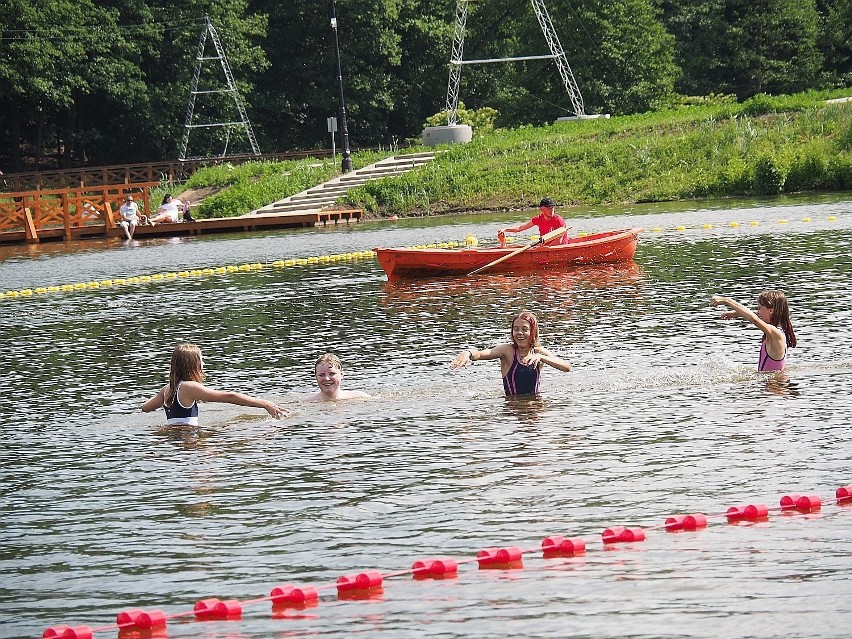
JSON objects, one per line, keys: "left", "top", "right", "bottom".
{"left": 0, "top": 182, "right": 159, "bottom": 243}
{"left": 0, "top": 151, "right": 336, "bottom": 192}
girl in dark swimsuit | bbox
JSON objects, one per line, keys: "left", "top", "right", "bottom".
{"left": 450, "top": 310, "right": 572, "bottom": 396}
{"left": 142, "top": 343, "right": 291, "bottom": 423}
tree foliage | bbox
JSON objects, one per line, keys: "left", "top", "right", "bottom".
{"left": 0, "top": 0, "right": 849, "bottom": 170}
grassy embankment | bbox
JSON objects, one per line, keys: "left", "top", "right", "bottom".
{"left": 174, "top": 90, "right": 852, "bottom": 219}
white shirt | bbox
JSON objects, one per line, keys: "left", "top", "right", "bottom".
{"left": 120, "top": 202, "right": 139, "bottom": 221}
{"left": 157, "top": 199, "right": 183, "bottom": 222}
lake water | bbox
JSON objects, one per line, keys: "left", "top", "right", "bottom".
{"left": 1, "top": 196, "right": 851, "bottom": 639}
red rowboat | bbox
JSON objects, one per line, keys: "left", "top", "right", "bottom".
{"left": 374, "top": 228, "right": 642, "bottom": 279}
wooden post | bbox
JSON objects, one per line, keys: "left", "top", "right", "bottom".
{"left": 104, "top": 202, "right": 116, "bottom": 230}
{"left": 62, "top": 192, "right": 71, "bottom": 241}
{"left": 24, "top": 208, "right": 39, "bottom": 243}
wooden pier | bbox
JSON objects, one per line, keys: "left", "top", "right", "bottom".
{"left": 0, "top": 182, "right": 362, "bottom": 246}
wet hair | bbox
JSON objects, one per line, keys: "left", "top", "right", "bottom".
{"left": 315, "top": 352, "right": 343, "bottom": 372}
{"left": 166, "top": 343, "right": 205, "bottom": 407}
{"left": 758, "top": 291, "right": 797, "bottom": 348}
{"left": 510, "top": 310, "right": 541, "bottom": 348}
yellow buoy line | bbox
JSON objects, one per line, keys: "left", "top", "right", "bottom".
{"left": 647, "top": 214, "right": 838, "bottom": 234}
{"left": 0, "top": 214, "right": 842, "bottom": 301}
{"left": 0, "top": 250, "right": 379, "bottom": 301}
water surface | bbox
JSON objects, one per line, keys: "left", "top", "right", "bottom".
{"left": 2, "top": 196, "right": 851, "bottom": 639}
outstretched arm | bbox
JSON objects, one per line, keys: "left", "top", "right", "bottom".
{"left": 451, "top": 344, "right": 511, "bottom": 369}
{"left": 142, "top": 385, "right": 167, "bottom": 412}
{"left": 181, "top": 381, "right": 291, "bottom": 419}
{"left": 710, "top": 294, "right": 763, "bottom": 326}
{"left": 500, "top": 220, "right": 536, "bottom": 235}
{"left": 523, "top": 347, "right": 572, "bottom": 372}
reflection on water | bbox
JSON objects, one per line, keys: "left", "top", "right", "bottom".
{"left": 1, "top": 198, "right": 851, "bottom": 639}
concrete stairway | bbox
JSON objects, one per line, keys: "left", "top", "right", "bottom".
{"left": 250, "top": 151, "right": 435, "bottom": 216}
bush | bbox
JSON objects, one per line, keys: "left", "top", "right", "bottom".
{"left": 423, "top": 102, "right": 499, "bottom": 136}
{"left": 785, "top": 150, "right": 829, "bottom": 192}
{"left": 753, "top": 155, "right": 785, "bottom": 194}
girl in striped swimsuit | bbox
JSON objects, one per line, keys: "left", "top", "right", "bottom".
{"left": 710, "top": 291, "right": 797, "bottom": 371}
{"left": 450, "top": 310, "right": 572, "bottom": 396}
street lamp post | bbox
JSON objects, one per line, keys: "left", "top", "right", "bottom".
{"left": 330, "top": 0, "right": 353, "bottom": 173}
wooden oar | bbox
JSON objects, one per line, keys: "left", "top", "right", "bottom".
{"left": 468, "top": 227, "right": 569, "bottom": 276}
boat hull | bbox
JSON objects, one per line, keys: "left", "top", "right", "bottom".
{"left": 374, "top": 228, "right": 642, "bottom": 279}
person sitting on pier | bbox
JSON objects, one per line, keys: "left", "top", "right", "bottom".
{"left": 119, "top": 195, "right": 140, "bottom": 239}
{"left": 149, "top": 193, "right": 184, "bottom": 225}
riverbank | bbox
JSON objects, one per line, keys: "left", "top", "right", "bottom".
{"left": 162, "top": 90, "right": 852, "bottom": 221}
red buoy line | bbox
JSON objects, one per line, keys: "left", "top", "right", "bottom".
{"left": 43, "top": 484, "right": 852, "bottom": 639}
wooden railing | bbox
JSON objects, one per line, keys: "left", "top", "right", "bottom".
{"left": 0, "top": 182, "right": 159, "bottom": 243}
{"left": 0, "top": 151, "right": 336, "bottom": 192}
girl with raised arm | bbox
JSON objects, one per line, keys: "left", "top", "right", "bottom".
{"left": 710, "top": 291, "right": 797, "bottom": 371}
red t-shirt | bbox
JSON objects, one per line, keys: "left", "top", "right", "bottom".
{"left": 531, "top": 212, "right": 568, "bottom": 244}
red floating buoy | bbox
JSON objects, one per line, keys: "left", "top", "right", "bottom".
{"left": 193, "top": 598, "right": 221, "bottom": 619}
{"left": 43, "top": 626, "right": 71, "bottom": 638}
{"left": 602, "top": 527, "right": 646, "bottom": 544}
{"left": 212, "top": 599, "right": 242, "bottom": 619}
{"left": 727, "top": 504, "right": 768, "bottom": 522}
{"left": 116, "top": 609, "right": 144, "bottom": 627}
{"left": 541, "top": 535, "right": 586, "bottom": 556}
{"left": 664, "top": 514, "right": 707, "bottom": 531}
{"left": 336, "top": 570, "right": 383, "bottom": 593}
{"left": 270, "top": 584, "right": 319, "bottom": 605}
{"left": 837, "top": 485, "right": 852, "bottom": 503}
{"left": 61, "top": 627, "right": 93, "bottom": 639}
{"left": 780, "top": 494, "right": 821, "bottom": 512}
{"left": 412, "top": 557, "right": 459, "bottom": 578}
{"left": 135, "top": 610, "right": 167, "bottom": 629}
{"left": 476, "top": 546, "right": 523, "bottom": 568}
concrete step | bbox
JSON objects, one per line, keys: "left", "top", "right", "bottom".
{"left": 249, "top": 151, "right": 438, "bottom": 215}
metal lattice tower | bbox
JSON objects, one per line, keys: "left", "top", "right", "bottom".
{"left": 179, "top": 16, "right": 261, "bottom": 161}
{"left": 445, "top": 0, "right": 585, "bottom": 125}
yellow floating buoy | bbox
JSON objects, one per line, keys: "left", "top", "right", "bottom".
{"left": 250, "top": 263, "right": 263, "bottom": 270}
{"left": 802, "top": 217, "right": 811, "bottom": 223}
{"left": 20, "top": 288, "right": 34, "bottom": 296}
{"left": 139, "top": 275, "right": 151, "bottom": 282}
{"left": 6, "top": 290, "right": 20, "bottom": 298}
{"left": 676, "top": 225, "right": 686, "bottom": 231}
{"left": 47, "top": 286, "right": 61, "bottom": 292}
{"left": 226, "top": 265, "right": 238, "bottom": 272}
{"left": 272, "top": 260, "right": 286, "bottom": 267}
{"left": 237, "top": 264, "right": 250, "bottom": 271}
{"left": 578, "top": 231, "right": 587, "bottom": 237}
{"left": 177, "top": 271, "right": 190, "bottom": 278}
{"left": 778, "top": 218, "right": 788, "bottom": 224}
{"left": 652, "top": 227, "right": 662, "bottom": 232}
{"left": 86, "top": 281, "right": 100, "bottom": 288}
{"left": 35, "top": 287, "right": 48, "bottom": 294}
{"left": 827, "top": 215, "right": 837, "bottom": 221}
{"left": 730, "top": 221, "right": 740, "bottom": 228}
{"left": 284, "top": 259, "right": 296, "bottom": 266}
{"left": 465, "top": 234, "right": 478, "bottom": 247}
{"left": 750, "top": 220, "right": 759, "bottom": 227}
{"left": 61, "top": 284, "right": 74, "bottom": 291}
{"left": 100, "top": 279, "right": 114, "bottom": 286}
{"left": 703, "top": 223, "right": 713, "bottom": 229}
{"left": 164, "top": 272, "right": 178, "bottom": 279}
{"left": 201, "top": 268, "right": 215, "bottom": 275}
{"left": 73, "top": 282, "right": 87, "bottom": 290}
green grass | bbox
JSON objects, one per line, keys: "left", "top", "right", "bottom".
{"left": 159, "top": 89, "right": 852, "bottom": 219}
